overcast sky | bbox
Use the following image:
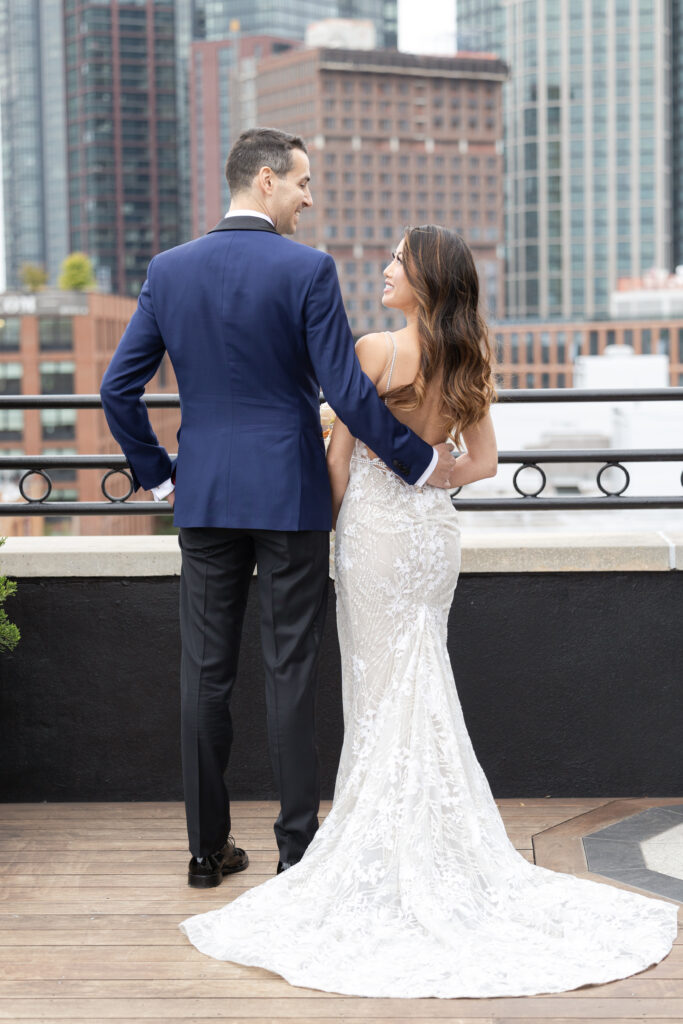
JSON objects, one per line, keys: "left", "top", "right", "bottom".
{"left": 398, "top": 0, "right": 456, "bottom": 55}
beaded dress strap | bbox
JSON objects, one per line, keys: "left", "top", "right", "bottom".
{"left": 384, "top": 332, "right": 398, "bottom": 396}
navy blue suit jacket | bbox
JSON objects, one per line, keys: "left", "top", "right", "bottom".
{"left": 100, "top": 217, "right": 433, "bottom": 530}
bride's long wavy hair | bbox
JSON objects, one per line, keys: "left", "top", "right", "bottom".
{"left": 386, "top": 225, "right": 496, "bottom": 447}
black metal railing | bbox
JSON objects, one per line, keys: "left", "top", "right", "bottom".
{"left": 1, "top": 390, "right": 682, "bottom": 513}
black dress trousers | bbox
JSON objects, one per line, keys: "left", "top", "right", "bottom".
{"left": 178, "top": 526, "right": 329, "bottom": 863}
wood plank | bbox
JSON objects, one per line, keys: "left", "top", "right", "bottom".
{"left": 0, "top": 797, "right": 611, "bottom": 820}
{"left": 2, "top": 957, "right": 682, "bottom": 985}
{"left": 5, "top": 977, "right": 683, "bottom": 999}
{"left": 0, "top": 931, "right": 189, "bottom": 946}
{"left": 3, "top": 1020, "right": 678, "bottom": 1024}
{"left": 0, "top": 853, "right": 279, "bottom": 870}
{"left": 0, "top": 1019, "right": 505, "bottom": 1024}
{"left": 0, "top": 939, "right": 649, "bottom": 964}
{"left": 0, "top": 1018, "right": 502, "bottom": 1024}
{"left": 0, "top": 1019, "right": 504, "bottom": 1024}
{"left": 4, "top": 996, "right": 683, "bottom": 1018}
{"left": 1, "top": 980, "right": 338, "bottom": 999}
{"left": 2, "top": 942, "right": 683, "bottom": 975}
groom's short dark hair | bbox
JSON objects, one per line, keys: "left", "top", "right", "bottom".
{"left": 226, "top": 127, "right": 308, "bottom": 194}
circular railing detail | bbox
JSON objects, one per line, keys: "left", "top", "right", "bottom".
{"left": 101, "top": 468, "right": 134, "bottom": 503}
{"left": 596, "top": 462, "right": 630, "bottom": 497}
{"left": 19, "top": 469, "right": 52, "bottom": 504}
{"left": 513, "top": 462, "right": 547, "bottom": 498}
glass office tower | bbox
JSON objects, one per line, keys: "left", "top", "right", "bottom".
{"left": 0, "top": 0, "right": 69, "bottom": 287}
{"left": 457, "top": 0, "right": 673, "bottom": 319}
{"left": 200, "top": 0, "right": 397, "bottom": 47}
{"left": 64, "top": 0, "right": 181, "bottom": 297}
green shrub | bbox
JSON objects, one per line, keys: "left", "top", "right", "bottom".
{"left": 0, "top": 539, "right": 19, "bottom": 653}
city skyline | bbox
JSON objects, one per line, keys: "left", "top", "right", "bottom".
{"left": 0, "top": 0, "right": 456, "bottom": 291}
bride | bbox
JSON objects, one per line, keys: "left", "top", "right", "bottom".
{"left": 180, "top": 225, "right": 677, "bottom": 998}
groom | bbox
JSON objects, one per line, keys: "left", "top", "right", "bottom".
{"left": 100, "top": 127, "right": 456, "bottom": 887}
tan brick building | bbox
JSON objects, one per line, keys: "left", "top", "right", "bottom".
{"left": 493, "top": 319, "right": 683, "bottom": 390}
{"left": 0, "top": 291, "right": 179, "bottom": 536}
{"left": 253, "top": 47, "right": 507, "bottom": 334}
{"left": 189, "top": 45, "right": 506, "bottom": 334}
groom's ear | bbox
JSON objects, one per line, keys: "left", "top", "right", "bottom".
{"left": 257, "top": 165, "right": 276, "bottom": 196}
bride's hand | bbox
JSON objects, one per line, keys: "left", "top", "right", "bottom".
{"left": 426, "top": 442, "right": 458, "bottom": 489}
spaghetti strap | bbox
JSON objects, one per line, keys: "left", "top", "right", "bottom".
{"left": 384, "top": 331, "right": 398, "bottom": 395}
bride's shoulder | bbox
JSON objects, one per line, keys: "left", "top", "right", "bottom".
{"left": 354, "top": 332, "right": 392, "bottom": 386}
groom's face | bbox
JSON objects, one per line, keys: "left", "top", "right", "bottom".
{"left": 269, "top": 149, "right": 313, "bottom": 235}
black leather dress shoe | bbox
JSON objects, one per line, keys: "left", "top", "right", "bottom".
{"left": 277, "top": 860, "right": 293, "bottom": 874}
{"left": 188, "top": 836, "right": 249, "bottom": 888}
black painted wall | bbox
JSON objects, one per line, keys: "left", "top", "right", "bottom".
{"left": 1, "top": 572, "right": 680, "bottom": 802}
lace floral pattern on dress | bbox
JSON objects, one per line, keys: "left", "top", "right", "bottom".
{"left": 180, "top": 440, "right": 678, "bottom": 998}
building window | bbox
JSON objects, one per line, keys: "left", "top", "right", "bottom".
{"left": 40, "top": 361, "right": 76, "bottom": 395}
{"left": 0, "top": 363, "right": 22, "bottom": 395}
{"left": 0, "top": 410, "right": 23, "bottom": 441}
{"left": 0, "top": 319, "right": 21, "bottom": 351}
{"left": 39, "top": 318, "right": 74, "bottom": 351}
{"left": 41, "top": 409, "right": 77, "bottom": 441}
{"left": 42, "top": 447, "right": 77, "bottom": 483}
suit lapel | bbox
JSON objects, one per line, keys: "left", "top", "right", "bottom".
{"left": 208, "top": 216, "right": 279, "bottom": 235}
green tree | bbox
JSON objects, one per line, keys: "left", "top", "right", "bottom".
{"left": 0, "top": 539, "right": 19, "bottom": 653}
{"left": 20, "top": 263, "right": 48, "bottom": 292}
{"left": 58, "top": 252, "right": 97, "bottom": 292}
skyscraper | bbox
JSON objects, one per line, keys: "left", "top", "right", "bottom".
{"left": 0, "top": 0, "right": 69, "bottom": 288}
{"left": 64, "top": 0, "right": 181, "bottom": 297}
{"left": 457, "top": 0, "right": 674, "bottom": 320}
{"left": 200, "top": 0, "right": 397, "bottom": 48}
{"left": 456, "top": 0, "right": 502, "bottom": 51}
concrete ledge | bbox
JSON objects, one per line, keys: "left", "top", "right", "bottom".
{"left": 459, "top": 529, "right": 676, "bottom": 573}
{"left": 0, "top": 535, "right": 182, "bottom": 578}
{"left": 0, "top": 529, "right": 679, "bottom": 576}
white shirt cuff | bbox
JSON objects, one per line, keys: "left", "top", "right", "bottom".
{"left": 151, "top": 477, "right": 175, "bottom": 501}
{"left": 414, "top": 448, "right": 439, "bottom": 487}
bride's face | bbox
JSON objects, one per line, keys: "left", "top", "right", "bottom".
{"left": 382, "top": 239, "right": 417, "bottom": 315}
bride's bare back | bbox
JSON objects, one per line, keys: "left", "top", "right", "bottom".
{"left": 365, "top": 326, "right": 451, "bottom": 455}
{"left": 326, "top": 321, "right": 497, "bottom": 527}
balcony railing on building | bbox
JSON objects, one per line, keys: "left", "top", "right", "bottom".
{"left": 1, "top": 389, "right": 682, "bottom": 517}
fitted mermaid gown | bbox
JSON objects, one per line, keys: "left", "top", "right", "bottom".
{"left": 180, "top": 440, "right": 678, "bottom": 998}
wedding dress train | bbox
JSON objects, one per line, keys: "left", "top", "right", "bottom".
{"left": 180, "top": 441, "right": 678, "bottom": 998}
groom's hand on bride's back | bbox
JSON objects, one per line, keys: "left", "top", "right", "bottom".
{"left": 426, "top": 443, "right": 458, "bottom": 489}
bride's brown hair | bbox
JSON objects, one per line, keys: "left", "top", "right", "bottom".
{"left": 386, "top": 225, "right": 496, "bottom": 447}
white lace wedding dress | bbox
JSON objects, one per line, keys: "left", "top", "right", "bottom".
{"left": 180, "top": 441, "right": 678, "bottom": 997}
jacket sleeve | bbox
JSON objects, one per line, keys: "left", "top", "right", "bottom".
{"left": 99, "top": 258, "right": 173, "bottom": 491}
{"left": 303, "top": 253, "right": 433, "bottom": 485}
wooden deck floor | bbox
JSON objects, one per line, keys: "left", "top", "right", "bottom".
{"left": 0, "top": 798, "right": 681, "bottom": 1022}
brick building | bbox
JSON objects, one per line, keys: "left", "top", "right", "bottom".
{"left": 189, "top": 35, "right": 300, "bottom": 237}
{"left": 190, "top": 44, "right": 507, "bottom": 334}
{"left": 253, "top": 47, "right": 507, "bottom": 334}
{"left": 0, "top": 291, "right": 179, "bottom": 536}
{"left": 493, "top": 318, "right": 683, "bottom": 390}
